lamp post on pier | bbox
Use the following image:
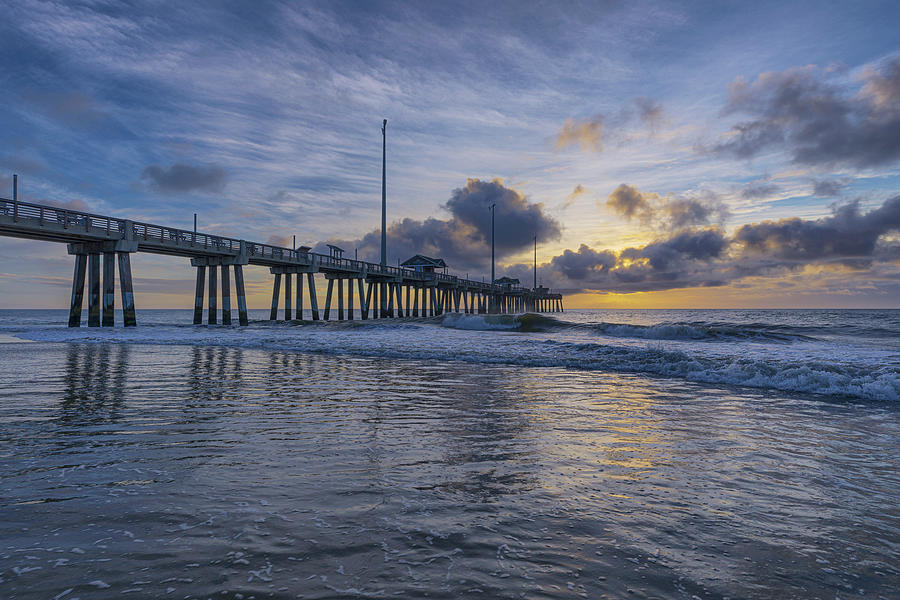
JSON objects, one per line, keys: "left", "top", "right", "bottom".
{"left": 489, "top": 203, "right": 496, "bottom": 313}
{"left": 380, "top": 119, "right": 387, "bottom": 266}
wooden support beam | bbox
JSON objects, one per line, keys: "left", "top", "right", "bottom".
{"left": 221, "top": 264, "right": 232, "bottom": 325}
{"left": 208, "top": 263, "right": 218, "bottom": 325}
{"left": 270, "top": 273, "right": 281, "bottom": 321}
{"left": 235, "top": 265, "right": 249, "bottom": 326}
{"left": 102, "top": 252, "right": 115, "bottom": 326}
{"left": 68, "top": 254, "right": 86, "bottom": 327}
{"left": 405, "top": 285, "right": 410, "bottom": 317}
{"left": 88, "top": 253, "right": 100, "bottom": 327}
{"left": 324, "top": 278, "right": 334, "bottom": 320}
{"left": 193, "top": 265, "right": 205, "bottom": 325}
{"left": 395, "top": 283, "right": 403, "bottom": 317}
{"left": 284, "top": 273, "right": 292, "bottom": 321}
{"left": 118, "top": 253, "right": 136, "bottom": 327}
{"left": 307, "top": 273, "right": 320, "bottom": 320}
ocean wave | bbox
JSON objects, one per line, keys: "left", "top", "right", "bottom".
{"left": 440, "top": 313, "right": 522, "bottom": 330}
{"left": 440, "top": 313, "right": 821, "bottom": 343}
{"left": 8, "top": 324, "right": 898, "bottom": 402}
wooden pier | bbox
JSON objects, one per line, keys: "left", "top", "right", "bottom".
{"left": 0, "top": 197, "right": 564, "bottom": 326}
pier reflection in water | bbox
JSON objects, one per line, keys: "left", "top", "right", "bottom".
{"left": 0, "top": 342, "right": 897, "bottom": 599}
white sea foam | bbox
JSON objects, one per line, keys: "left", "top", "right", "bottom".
{"left": 8, "top": 316, "right": 899, "bottom": 401}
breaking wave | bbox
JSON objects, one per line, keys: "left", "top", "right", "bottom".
{"left": 442, "top": 313, "right": 821, "bottom": 343}
{"left": 7, "top": 319, "right": 898, "bottom": 402}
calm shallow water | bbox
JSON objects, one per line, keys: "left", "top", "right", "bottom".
{"left": 1, "top": 341, "right": 898, "bottom": 599}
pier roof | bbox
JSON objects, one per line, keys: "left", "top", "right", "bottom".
{"left": 401, "top": 255, "right": 447, "bottom": 268}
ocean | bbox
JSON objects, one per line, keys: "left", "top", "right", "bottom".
{"left": 1, "top": 308, "right": 898, "bottom": 599}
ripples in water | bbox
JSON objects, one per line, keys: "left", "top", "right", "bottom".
{"left": 1, "top": 342, "right": 898, "bottom": 599}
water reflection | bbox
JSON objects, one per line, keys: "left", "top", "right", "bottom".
{"left": 59, "top": 343, "right": 129, "bottom": 423}
{"left": 187, "top": 346, "right": 244, "bottom": 408}
{"left": 0, "top": 343, "right": 891, "bottom": 599}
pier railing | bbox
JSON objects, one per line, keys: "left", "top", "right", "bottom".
{"left": 2, "top": 197, "right": 556, "bottom": 294}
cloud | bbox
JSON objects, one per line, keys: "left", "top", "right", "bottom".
{"left": 710, "top": 56, "right": 900, "bottom": 168}
{"left": 734, "top": 196, "right": 900, "bottom": 265}
{"left": 26, "top": 90, "right": 108, "bottom": 129}
{"left": 556, "top": 116, "right": 604, "bottom": 151}
{"left": 811, "top": 178, "right": 849, "bottom": 197}
{"left": 606, "top": 183, "right": 653, "bottom": 219}
{"left": 561, "top": 184, "right": 586, "bottom": 208}
{"left": 634, "top": 96, "right": 663, "bottom": 130}
{"left": 509, "top": 195, "right": 900, "bottom": 294}
{"left": 45, "top": 198, "right": 91, "bottom": 212}
{"left": 605, "top": 183, "right": 728, "bottom": 230}
{"left": 266, "top": 234, "right": 292, "bottom": 247}
{"left": 740, "top": 180, "right": 779, "bottom": 199}
{"left": 550, "top": 244, "right": 617, "bottom": 280}
{"left": 141, "top": 163, "right": 228, "bottom": 194}
{"left": 664, "top": 196, "right": 728, "bottom": 229}
{"left": 314, "top": 178, "right": 560, "bottom": 273}
{"left": 0, "top": 154, "right": 47, "bottom": 175}
{"left": 555, "top": 98, "right": 664, "bottom": 152}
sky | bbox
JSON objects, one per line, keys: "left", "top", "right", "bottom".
{"left": 1, "top": 0, "right": 899, "bottom": 309}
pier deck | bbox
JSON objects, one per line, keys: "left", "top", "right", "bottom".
{"left": 0, "top": 197, "right": 563, "bottom": 326}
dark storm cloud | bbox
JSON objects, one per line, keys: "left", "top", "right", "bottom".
{"left": 711, "top": 56, "right": 900, "bottom": 168}
{"left": 605, "top": 184, "right": 728, "bottom": 230}
{"left": 141, "top": 163, "right": 228, "bottom": 194}
{"left": 620, "top": 228, "right": 729, "bottom": 270}
{"left": 315, "top": 179, "right": 561, "bottom": 273}
{"left": 445, "top": 178, "right": 561, "bottom": 250}
{"left": 734, "top": 196, "right": 900, "bottom": 263}
{"left": 550, "top": 244, "right": 616, "bottom": 280}
{"left": 511, "top": 196, "right": 900, "bottom": 294}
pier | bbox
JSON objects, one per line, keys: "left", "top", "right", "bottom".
{"left": 0, "top": 197, "right": 564, "bottom": 326}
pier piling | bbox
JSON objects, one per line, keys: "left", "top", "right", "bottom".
{"left": 68, "top": 254, "right": 86, "bottom": 327}
{"left": 193, "top": 266, "right": 206, "bottom": 325}
{"left": 88, "top": 253, "right": 100, "bottom": 327}
{"left": 284, "top": 273, "right": 292, "bottom": 321}
{"left": 208, "top": 264, "right": 217, "bottom": 325}
{"left": 118, "top": 253, "right": 136, "bottom": 327}
{"left": 235, "top": 265, "right": 249, "bottom": 326}
{"left": 307, "top": 273, "right": 320, "bottom": 320}
{"left": 221, "top": 264, "right": 231, "bottom": 325}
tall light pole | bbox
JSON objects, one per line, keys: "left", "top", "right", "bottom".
{"left": 380, "top": 119, "right": 387, "bottom": 266}
{"left": 490, "top": 203, "right": 496, "bottom": 288}
{"left": 533, "top": 234, "right": 537, "bottom": 291}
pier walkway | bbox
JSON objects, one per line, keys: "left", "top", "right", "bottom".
{"left": 0, "top": 197, "right": 564, "bottom": 327}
